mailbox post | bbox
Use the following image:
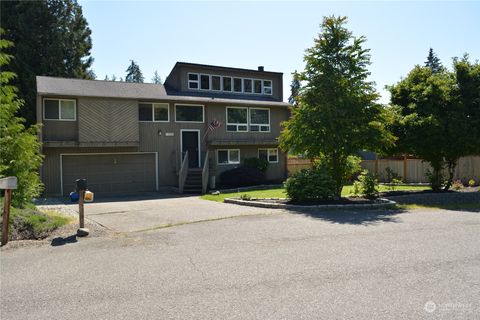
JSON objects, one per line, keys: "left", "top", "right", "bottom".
{"left": 1, "top": 177, "right": 17, "bottom": 246}
{"left": 75, "top": 179, "right": 89, "bottom": 236}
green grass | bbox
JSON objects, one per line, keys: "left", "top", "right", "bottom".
{"left": 397, "top": 203, "right": 480, "bottom": 211}
{"left": 201, "top": 184, "right": 430, "bottom": 203}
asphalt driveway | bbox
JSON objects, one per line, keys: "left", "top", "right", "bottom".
{"left": 1, "top": 207, "right": 479, "bottom": 319}
{"left": 42, "top": 194, "right": 277, "bottom": 232}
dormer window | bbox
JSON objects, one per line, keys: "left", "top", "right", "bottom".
{"left": 212, "top": 76, "right": 221, "bottom": 91}
{"left": 254, "top": 80, "right": 262, "bottom": 94}
{"left": 243, "top": 79, "right": 253, "bottom": 93}
{"left": 223, "top": 77, "right": 232, "bottom": 91}
{"left": 188, "top": 73, "right": 199, "bottom": 89}
{"left": 200, "top": 74, "right": 210, "bottom": 90}
{"left": 233, "top": 78, "right": 242, "bottom": 92}
{"left": 263, "top": 80, "right": 272, "bottom": 95}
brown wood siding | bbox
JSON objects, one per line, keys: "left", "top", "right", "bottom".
{"left": 43, "top": 120, "right": 78, "bottom": 141}
{"left": 78, "top": 98, "right": 139, "bottom": 144}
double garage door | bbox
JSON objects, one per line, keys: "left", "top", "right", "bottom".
{"left": 61, "top": 153, "right": 157, "bottom": 196}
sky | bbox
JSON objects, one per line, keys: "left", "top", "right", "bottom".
{"left": 79, "top": 1, "right": 480, "bottom": 103}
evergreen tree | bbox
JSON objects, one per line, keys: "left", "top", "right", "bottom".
{"left": 0, "top": 0, "right": 94, "bottom": 125}
{"left": 280, "top": 16, "right": 394, "bottom": 197}
{"left": 104, "top": 75, "right": 109, "bottom": 81}
{"left": 151, "top": 70, "right": 162, "bottom": 84}
{"left": 0, "top": 30, "right": 43, "bottom": 206}
{"left": 125, "top": 60, "right": 144, "bottom": 83}
{"left": 425, "top": 48, "right": 443, "bottom": 73}
{"left": 288, "top": 70, "right": 301, "bottom": 106}
{"left": 111, "top": 74, "right": 116, "bottom": 82}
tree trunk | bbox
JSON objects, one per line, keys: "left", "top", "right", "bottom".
{"left": 443, "top": 160, "right": 457, "bottom": 191}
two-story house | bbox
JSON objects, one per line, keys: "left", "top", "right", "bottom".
{"left": 36, "top": 62, "right": 290, "bottom": 196}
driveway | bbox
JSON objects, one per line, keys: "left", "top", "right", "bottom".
{"left": 40, "top": 194, "right": 277, "bottom": 232}
{"left": 1, "top": 207, "right": 479, "bottom": 319}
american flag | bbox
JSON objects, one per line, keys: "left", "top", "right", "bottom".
{"left": 208, "top": 119, "right": 221, "bottom": 132}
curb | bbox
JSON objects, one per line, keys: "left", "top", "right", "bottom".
{"left": 224, "top": 197, "right": 397, "bottom": 210}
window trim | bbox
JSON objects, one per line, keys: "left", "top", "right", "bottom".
{"left": 43, "top": 98, "right": 77, "bottom": 121}
{"left": 174, "top": 103, "right": 205, "bottom": 123}
{"left": 258, "top": 148, "right": 279, "bottom": 164}
{"left": 187, "top": 73, "right": 199, "bottom": 90}
{"left": 216, "top": 149, "right": 241, "bottom": 165}
{"left": 263, "top": 80, "right": 273, "bottom": 95}
{"left": 243, "top": 78, "right": 253, "bottom": 93}
{"left": 226, "top": 106, "right": 248, "bottom": 132}
{"left": 253, "top": 79, "right": 263, "bottom": 94}
{"left": 249, "top": 107, "right": 271, "bottom": 133}
{"left": 222, "top": 76, "right": 232, "bottom": 92}
{"left": 199, "top": 74, "right": 211, "bottom": 91}
{"left": 211, "top": 75, "right": 222, "bottom": 91}
{"left": 233, "top": 77, "right": 243, "bottom": 93}
{"left": 138, "top": 102, "right": 170, "bottom": 123}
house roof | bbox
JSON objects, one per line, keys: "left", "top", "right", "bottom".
{"left": 36, "top": 76, "right": 290, "bottom": 107}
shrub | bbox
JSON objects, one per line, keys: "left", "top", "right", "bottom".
{"left": 239, "top": 194, "right": 252, "bottom": 201}
{"left": 219, "top": 166, "right": 265, "bottom": 187}
{"left": 452, "top": 180, "right": 463, "bottom": 190}
{"left": 352, "top": 180, "right": 362, "bottom": 197}
{"left": 387, "top": 178, "right": 403, "bottom": 191}
{"left": 385, "top": 167, "right": 402, "bottom": 183}
{"left": 243, "top": 157, "right": 269, "bottom": 173}
{"left": 468, "top": 179, "right": 476, "bottom": 187}
{"left": 357, "top": 170, "right": 379, "bottom": 199}
{"left": 284, "top": 166, "right": 336, "bottom": 202}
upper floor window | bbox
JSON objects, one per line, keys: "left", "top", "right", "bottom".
{"left": 249, "top": 108, "right": 270, "bottom": 132}
{"left": 175, "top": 104, "right": 204, "bottom": 122}
{"left": 187, "top": 72, "right": 274, "bottom": 96}
{"left": 200, "top": 74, "right": 210, "bottom": 90}
{"left": 43, "top": 98, "right": 76, "bottom": 121}
{"left": 188, "top": 73, "right": 199, "bottom": 89}
{"left": 258, "top": 148, "right": 278, "bottom": 163}
{"left": 263, "top": 80, "right": 272, "bottom": 95}
{"left": 139, "top": 103, "right": 169, "bottom": 122}
{"left": 226, "top": 107, "right": 248, "bottom": 132}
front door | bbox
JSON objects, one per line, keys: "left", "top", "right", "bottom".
{"left": 181, "top": 130, "right": 200, "bottom": 168}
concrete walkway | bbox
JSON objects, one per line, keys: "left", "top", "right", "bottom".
{"left": 39, "top": 195, "right": 277, "bottom": 232}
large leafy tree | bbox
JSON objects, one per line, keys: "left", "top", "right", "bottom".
{"left": 388, "top": 56, "right": 478, "bottom": 191}
{"left": 125, "top": 60, "right": 144, "bottom": 83}
{"left": 280, "top": 16, "right": 394, "bottom": 197}
{"left": 0, "top": 31, "right": 43, "bottom": 207}
{"left": 0, "top": 0, "right": 94, "bottom": 125}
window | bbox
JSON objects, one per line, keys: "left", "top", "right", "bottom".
{"left": 212, "top": 75, "right": 221, "bottom": 91}
{"left": 226, "top": 107, "right": 248, "bottom": 132}
{"left": 243, "top": 79, "right": 252, "bottom": 93}
{"left": 188, "top": 73, "right": 199, "bottom": 89}
{"left": 233, "top": 78, "right": 242, "bottom": 92}
{"left": 139, "top": 103, "right": 169, "bottom": 122}
{"left": 263, "top": 80, "right": 272, "bottom": 95}
{"left": 259, "top": 148, "right": 278, "bottom": 163}
{"left": 43, "top": 99, "right": 76, "bottom": 120}
{"left": 200, "top": 74, "right": 210, "bottom": 90}
{"left": 217, "top": 149, "right": 240, "bottom": 165}
{"left": 223, "top": 77, "right": 232, "bottom": 92}
{"left": 254, "top": 80, "right": 262, "bottom": 94}
{"left": 175, "top": 104, "right": 204, "bottom": 122}
{"left": 249, "top": 108, "right": 270, "bottom": 132}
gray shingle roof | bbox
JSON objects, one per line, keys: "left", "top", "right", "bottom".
{"left": 36, "top": 76, "right": 290, "bottom": 107}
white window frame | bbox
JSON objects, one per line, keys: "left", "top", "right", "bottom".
{"left": 226, "top": 106, "right": 248, "bottom": 132}
{"left": 188, "top": 73, "right": 199, "bottom": 90}
{"left": 249, "top": 107, "right": 270, "bottom": 133}
{"left": 199, "top": 74, "right": 211, "bottom": 91}
{"left": 211, "top": 75, "right": 222, "bottom": 91}
{"left": 253, "top": 79, "right": 263, "bottom": 94}
{"left": 174, "top": 103, "right": 205, "bottom": 123}
{"left": 233, "top": 77, "right": 243, "bottom": 93}
{"left": 216, "top": 149, "right": 241, "bottom": 165}
{"left": 243, "top": 78, "right": 253, "bottom": 94}
{"left": 138, "top": 102, "right": 170, "bottom": 122}
{"left": 258, "top": 148, "right": 279, "bottom": 164}
{"left": 222, "top": 76, "right": 232, "bottom": 92}
{"left": 263, "top": 80, "right": 273, "bottom": 95}
{"left": 43, "top": 98, "right": 76, "bottom": 121}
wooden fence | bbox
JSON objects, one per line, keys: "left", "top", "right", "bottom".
{"left": 287, "top": 156, "right": 480, "bottom": 183}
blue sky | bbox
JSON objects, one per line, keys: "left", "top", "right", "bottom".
{"left": 80, "top": 1, "right": 480, "bottom": 103}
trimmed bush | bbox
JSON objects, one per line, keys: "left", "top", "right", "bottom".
{"left": 243, "top": 157, "right": 269, "bottom": 172}
{"left": 219, "top": 166, "right": 265, "bottom": 187}
{"left": 357, "top": 170, "right": 379, "bottom": 199}
{"left": 284, "top": 166, "right": 336, "bottom": 202}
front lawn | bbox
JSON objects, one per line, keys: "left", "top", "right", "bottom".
{"left": 201, "top": 184, "right": 430, "bottom": 203}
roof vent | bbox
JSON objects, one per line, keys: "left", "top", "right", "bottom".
{"left": 258, "top": 66, "right": 264, "bottom": 72}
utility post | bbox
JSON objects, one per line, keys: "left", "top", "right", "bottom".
{"left": 1, "top": 177, "right": 18, "bottom": 246}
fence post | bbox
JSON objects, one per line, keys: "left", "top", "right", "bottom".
{"left": 374, "top": 154, "right": 379, "bottom": 176}
{"left": 403, "top": 155, "right": 408, "bottom": 183}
